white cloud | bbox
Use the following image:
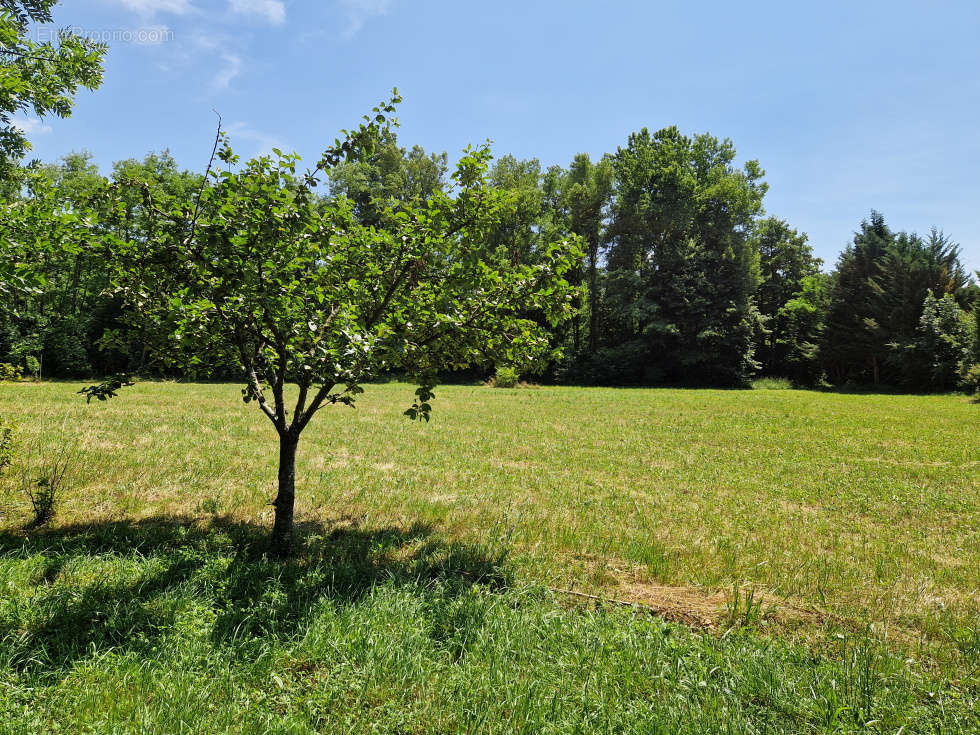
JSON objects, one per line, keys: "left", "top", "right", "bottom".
{"left": 10, "top": 115, "right": 53, "bottom": 135}
{"left": 115, "top": 0, "right": 195, "bottom": 17}
{"left": 152, "top": 31, "right": 246, "bottom": 91}
{"left": 212, "top": 53, "right": 242, "bottom": 90}
{"left": 339, "top": 0, "right": 393, "bottom": 37}
{"left": 228, "top": 0, "right": 286, "bottom": 25}
{"left": 225, "top": 121, "right": 287, "bottom": 158}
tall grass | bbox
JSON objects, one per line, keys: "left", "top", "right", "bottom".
{"left": 0, "top": 519, "right": 975, "bottom": 733}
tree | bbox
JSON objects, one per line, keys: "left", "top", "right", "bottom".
{"left": 891, "top": 292, "right": 971, "bottom": 391}
{"left": 752, "top": 217, "right": 822, "bottom": 376}
{"left": 101, "top": 152, "right": 204, "bottom": 376}
{"left": 0, "top": 165, "right": 91, "bottom": 362}
{"left": 0, "top": 151, "right": 207, "bottom": 377}
{"left": 775, "top": 273, "right": 831, "bottom": 384}
{"left": 604, "top": 126, "right": 767, "bottom": 386}
{"left": 970, "top": 298, "right": 980, "bottom": 366}
{"left": 822, "top": 214, "right": 970, "bottom": 386}
{"left": 96, "top": 95, "right": 579, "bottom": 554}
{"left": 875, "top": 229, "right": 970, "bottom": 360}
{"left": 821, "top": 212, "right": 895, "bottom": 384}
{"left": 327, "top": 130, "right": 447, "bottom": 227}
{"left": 485, "top": 154, "right": 544, "bottom": 265}
{"left": 0, "top": 1, "right": 105, "bottom": 184}
{"left": 0, "top": 0, "right": 105, "bottom": 329}
{"left": 0, "top": 152, "right": 102, "bottom": 377}
{"left": 544, "top": 154, "right": 614, "bottom": 355}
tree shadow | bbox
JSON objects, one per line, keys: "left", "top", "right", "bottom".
{"left": 0, "top": 515, "right": 511, "bottom": 672}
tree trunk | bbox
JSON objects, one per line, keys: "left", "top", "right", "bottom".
{"left": 572, "top": 296, "right": 581, "bottom": 354}
{"left": 588, "top": 242, "right": 599, "bottom": 353}
{"left": 271, "top": 433, "right": 299, "bottom": 556}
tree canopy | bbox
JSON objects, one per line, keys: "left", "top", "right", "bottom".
{"left": 95, "top": 95, "right": 580, "bottom": 551}
{"left": 0, "top": 0, "right": 105, "bottom": 184}
{"left": 601, "top": 126, "right": 767, "bottom": 386}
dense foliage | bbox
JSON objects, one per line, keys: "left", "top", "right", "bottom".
{"left": 0, "top": 0, "right": 104, "bottom": 185}
{"left": 2, "top": 140, "right": 979, "bottom": 393}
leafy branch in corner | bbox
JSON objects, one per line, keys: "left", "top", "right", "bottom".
{"left": 78, "top": 374, "right": 135, "bottom": 402}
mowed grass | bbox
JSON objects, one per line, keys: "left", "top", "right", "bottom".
{"left": 0, "top": 381, "right": 978, "bottom": 732}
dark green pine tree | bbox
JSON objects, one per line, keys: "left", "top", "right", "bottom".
{"left": 820, "top": 211, "right": 895, "bottom": 384}
{"left": 822, "top": 213, "right": 970, "bottom": 386}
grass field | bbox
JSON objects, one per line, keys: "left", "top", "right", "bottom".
{"left": 0, "top": 381, "right": 978, "bottom": 732}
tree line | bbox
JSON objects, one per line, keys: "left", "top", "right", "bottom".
{"left": 2, "top": 131, "right": 978, "bottom": 392}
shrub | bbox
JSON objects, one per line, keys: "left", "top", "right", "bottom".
{"left": 17, "top": 441, "right": 77, "bottom": 529}
{"left": 0, "top": 363, "right": 23, "bottom": 381}
{"left": 26, "top": 477, "right": 58, "bottom": 527}
{"left": 24, "top": 356, "right": 40, "bottom": 380}
{"left": 493, "top": 366, "right": 520, "bottom": 388}
{"left": 961, "top": 363, "right": 980, "bottom": 396}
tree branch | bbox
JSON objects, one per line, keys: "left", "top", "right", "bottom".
{"left": 291, "top": 377, "right": 311, "bottom": 433}
{"left": 0, "top": 46, "right": 58, "bottom": 63}
{"left": 182, "top": 111, "right": 222, "bottom": 248}
{"left": 295, "top": 381, "right": 342, "bottom": 433}
{"left": 246, "top": 365, "right": 278, "bottom": 426}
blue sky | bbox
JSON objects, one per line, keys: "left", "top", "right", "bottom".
{"left": 18, "top": 0, "right": 980, "bottom": 272}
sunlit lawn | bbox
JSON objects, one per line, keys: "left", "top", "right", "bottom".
{"left": 0, "top": 381, "right": 978, "bottom": 732}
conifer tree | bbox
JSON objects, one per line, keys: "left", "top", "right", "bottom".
{"left": 821, "top": 212, "right": 894, "bottom": 383}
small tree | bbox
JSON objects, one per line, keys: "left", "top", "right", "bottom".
{"left": 96, "top": 95, "right": 580, "bottom": 554}
{"left": 900, "top": 292, "right": 971, "bottom": 390}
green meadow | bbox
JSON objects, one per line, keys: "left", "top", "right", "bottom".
{"left": 1, "top": 382, "right": 978, "bottom": 733}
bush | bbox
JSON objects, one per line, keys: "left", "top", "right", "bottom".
{"left": 0, "top": 363, "right": 23, "bottom": 381}
{"left": 26, "top": 477, "right": 58, "bottom": 527}
{"left": 961, "top": 363, "right": 980, "bottom": 396}
{"left": 493, "top": 366, "right": 520, "bottom": 388}
{"left": 24, "top": 356, "right": 40, "bottom": 380}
